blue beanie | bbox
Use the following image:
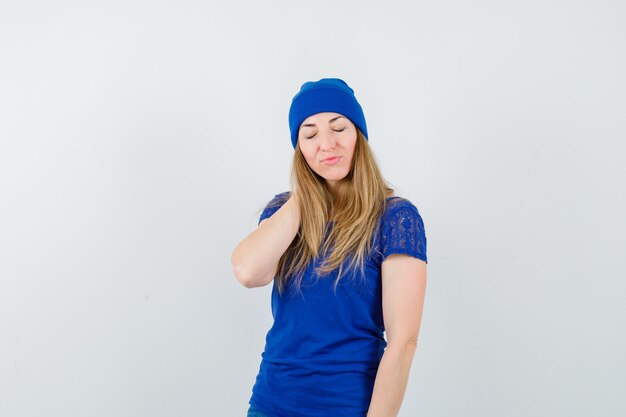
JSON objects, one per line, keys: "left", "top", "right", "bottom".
{"left": 288, "top": 77, "right": 368, "bottom": 149}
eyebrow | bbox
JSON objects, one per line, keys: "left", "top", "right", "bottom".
{"left": 301, "top": 116, "right": 345, "bottom": 128}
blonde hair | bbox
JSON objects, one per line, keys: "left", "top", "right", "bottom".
{"left": 271, "top": 127, "right": 400, "bottom": 298}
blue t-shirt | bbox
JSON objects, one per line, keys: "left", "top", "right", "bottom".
{"left": 249, "top": 191, "right": 428, "bottom": 417}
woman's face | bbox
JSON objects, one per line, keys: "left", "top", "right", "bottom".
{"left": 298, "top": 112, "right": 357, "bottom": 192}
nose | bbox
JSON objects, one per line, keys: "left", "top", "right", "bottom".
{"left": 319, "top": 129, "right": 336, "bottom": 151}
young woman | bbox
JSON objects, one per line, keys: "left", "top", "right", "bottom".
{"left": 231, "top": 78, "right": 428, "bottom": 417}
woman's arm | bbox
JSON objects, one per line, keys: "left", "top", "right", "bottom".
{"left": 367, "top": 254, "right": 427, "bottom": 416}
{"left": 231, "top": 193, "right": 301, "bottom": 288}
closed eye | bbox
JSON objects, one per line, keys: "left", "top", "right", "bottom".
{"left": 304, "top": 128, "right": 345, "bottom": 140}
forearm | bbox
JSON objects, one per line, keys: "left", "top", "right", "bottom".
{"left": 231, "top": 196, "right": 300, "bottom": 287}
{"left": 366, "top": 342, "right": 417, "bottom": 417}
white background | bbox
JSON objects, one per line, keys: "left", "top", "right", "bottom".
{"left": 1, "top": 1, "right": 624, "bottom": 416}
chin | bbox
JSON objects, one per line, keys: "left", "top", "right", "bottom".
{"left": 323, "top": 173, "right": 349, "bottom": 181}
{"left": 314, "top": 166, "right": 350, "bottom": 180}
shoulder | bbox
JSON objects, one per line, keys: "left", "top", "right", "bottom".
{"left": 383, "top": 196, "right": 421, "bottom": 218}
{"left": 258, "top": 191, "right": 291, "bottom": 225}
{"left": 265, "top": 191, "right": 291, "bottom": 207}
{"left": 377, "top": 195, "right": 428, "bottom": 263}
{"left": 379, "top": 195, "right": 427, "bottom": 239}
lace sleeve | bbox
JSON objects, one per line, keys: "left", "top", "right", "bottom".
{"left": 258, "top": 191, "right": 291, "bottom": 225}
{"left": 381, "top": 202, "right": 428, "bottom": 263}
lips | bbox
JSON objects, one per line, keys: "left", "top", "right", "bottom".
{"left": 322, "top": 155, "right": 340, "bottom": 162}
{"left": 321, "top": 156, "right": 341, "bottom": 165}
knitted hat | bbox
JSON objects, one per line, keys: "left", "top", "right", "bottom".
{"left": 288, "top": 77, "right": 368, "bottom": 149}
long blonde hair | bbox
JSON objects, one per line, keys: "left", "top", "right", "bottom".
{"left": 270, "top": 127, "right": 399, "bottom": 297}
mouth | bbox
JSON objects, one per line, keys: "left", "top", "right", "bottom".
{"left": 321, "top": 156, "right": 341, "bottom": 165}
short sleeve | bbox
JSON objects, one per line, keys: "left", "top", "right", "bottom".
{"left": 380, "top": 202, "right": 428, "bottom": 263}
{"left": 258, "top": 191, "right": 291, "bottom": 225}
